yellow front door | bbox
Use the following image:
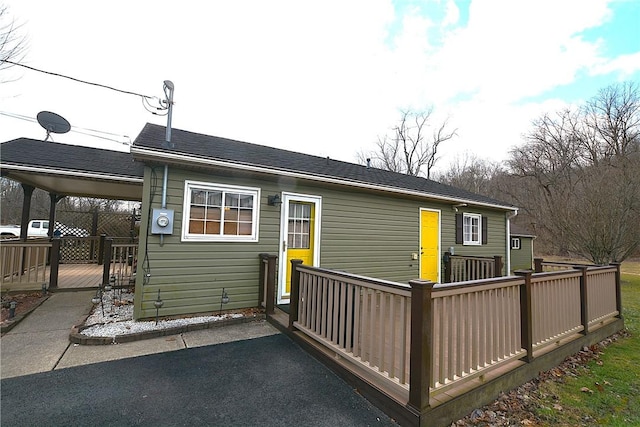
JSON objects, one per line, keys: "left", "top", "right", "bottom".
{"left": 285, "top": 202, "right": 315, "bottom": 294}
{"left": 420, "top": 209, "right": 440, "bottom": 282}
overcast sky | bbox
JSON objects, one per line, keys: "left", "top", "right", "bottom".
{"left": 1, "top": 0, "right": 639, "bottom": 173}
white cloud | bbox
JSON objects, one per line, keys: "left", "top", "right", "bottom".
{"left": 1, "top": 0, "right": 635, "bottom": 173}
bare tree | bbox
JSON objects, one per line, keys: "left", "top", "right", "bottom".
{"left": 359, "top": 109, "right": 457, "bottom": 179}
{"left": 507, "top": 82, "right": 640, "bottom": 264}
{"left": 437, "top": 152, "right": 504, "bottom": 197}
{"left": 0, "top": 177, "right": 50, "bottom": 224}
{"left": 0, "top": 4, "right": 28, "bottom": 82}
{"left": 58, "top": 196, "right": 125, "bottom": 213}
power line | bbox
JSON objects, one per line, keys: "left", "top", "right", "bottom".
{"left": 3, "top": 60, "right": 157, "bottom": 100}
{"left": 0, "top": 111, "right": 131, "bottom": 145}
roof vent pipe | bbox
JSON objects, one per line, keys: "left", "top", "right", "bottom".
{"left": 366, "top": 158, "right": 371, "bottom": 169}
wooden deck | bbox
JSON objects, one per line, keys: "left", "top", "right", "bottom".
{"left": 57, "top": 264, "right": 103, "bottom": 289}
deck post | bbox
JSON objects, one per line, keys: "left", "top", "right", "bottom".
{"left": 258, "top": 254, "right": 277, "bottom": 315}
{"left": 19, "top": 184, "right": 34, "bottom": 242}
{"left": 258, "top": 254, "right": 267, "bottom": 309}
{"left": 49, "top": 238, "right": 61, "bottom": 289}
{"left": 408, "top": 279, "right": 435, "bottom": 412}
{"left": 289, "top": 259, "right": 303, "bottom": 331}
{"left": 265, "top": 255, "right": 277, "bottom": 315}
{"left": 443, "top": 252, "right": 452, "bottom": 284}
{"left": 102, "top": 238, "right": 113, "bottom": 286}
{"left": 575, "top": 265, "right": 589, "bottom": 335}
{"left": 515, "top": 270, "right": 533, "bottom": 362}
{"left": 493, "top": 255, "right": 503, "bottom": 277}
{"left": 534, "top": 258, "right": 544, "bottom": 273}
{"left": 98, "top": 234, "right": 106, "bottom": 265}
{"left": 611, "top": 263, "right": 623, "bottom": 319}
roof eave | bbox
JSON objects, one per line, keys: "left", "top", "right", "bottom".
{"left": 0, "top": 163, "right": 144, "bottom": 183}
{"left": 131, "top": 146, "right": 517, "bottom": 211}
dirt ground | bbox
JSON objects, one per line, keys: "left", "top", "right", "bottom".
{"left": 453, "top": 330, "right": 630, "bottom": 426}
{"left": 1, "top": 292, "right": 48, "bottom": 325}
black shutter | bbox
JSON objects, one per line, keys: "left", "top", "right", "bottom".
{"left": 482, "top": 216, "right": 488, "bottom": 244}
{"left": 455, "top": 213, "right": 463, "bottom": 244}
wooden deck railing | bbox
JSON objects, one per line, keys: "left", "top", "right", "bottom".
{"left": 282, "top": 261, "right": 623, "bottom": 419}
{"left": 529, "top": 270, "right": 583, "bottom": 350}
{"left": 291, "top": 262, "right": 412, "bottom": 398}
{"left": 533, "top": 257, "right": 592, "bottom": 272}
{"left": 443, "top": 253, "right": 503, "bottom": 283}
{"left": 1, "top": 237, "right": 139, "bottom": 292}
{"left": 430, "top": 277, "right": 526, "bottom": 395}
{"left": 1, "top": 240, "right": 56, "bottom": 291}
{"left": 102, "top": 239, "right": 138, "bottom": 288}
{"left": 585, "top": 265, "right": 619, "bottom": 328}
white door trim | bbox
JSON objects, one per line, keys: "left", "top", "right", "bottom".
{"left": 277, "top": 192, "right": 322, "bottom": 304}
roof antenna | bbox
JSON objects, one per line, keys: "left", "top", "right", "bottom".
{"left": 37, "top": 111, "right": 71, "bottom": 141}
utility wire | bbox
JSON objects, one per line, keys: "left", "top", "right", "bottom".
{"left": 3, "top": 60, "right": 157, "bottom": 100}
{"left": 0, "top": 111, "right": 131, "bottom": 145}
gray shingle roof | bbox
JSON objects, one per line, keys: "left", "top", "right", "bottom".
{"left": 1, "top": 138, "right": 144, "bottom": 178}
{"left": 133, "top": 123, "right": 515, "bottom": 209}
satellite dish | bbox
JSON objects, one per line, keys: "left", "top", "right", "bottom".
{"left": 37, "top": 111, "right": 71, "bottom": 141}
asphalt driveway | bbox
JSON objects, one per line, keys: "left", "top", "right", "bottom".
{"left": 1, "top": 333, "right": 396, "bottom": 426}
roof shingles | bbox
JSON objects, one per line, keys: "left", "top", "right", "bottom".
{"left": 133, "top": 123, "right": 514, "bottom": 209}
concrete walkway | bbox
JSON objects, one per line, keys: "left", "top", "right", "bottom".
{"left": 1, "top": 290, "right": 279, "bottom": 379}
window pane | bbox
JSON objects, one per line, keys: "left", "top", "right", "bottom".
{"left": 205, "top": 221, "right": 220, "bottom": 235}
{"left": 207, "top": 191, "right": 222, "bottom": 206}
{"left": 192, "top": 190, "right": 206, "bottom": 205}
{"left": 189, "top": 220, "right": 205, "bottom": 234}
{"left": 238, "top": 222, "right": 252, "bottom": 235}
{"left": 225, "top": 193, "right": 240, "bottom": 208}
{"left": 223, "top": 222, "right": 238, "bottom": 235}
{"left": 239, "top": 195, "right": 253, "bottom": 208}
{"left": 206, "top": 207, "right": 221, "bottom": 220}
{"left": 226, "top": 209, "right": 239, "bottom": 221}
{"left": 191, "top": 206, "right": 206, "bottom": 220}
{"left": 238, "top": 209, "right": 252, "bottom": 221}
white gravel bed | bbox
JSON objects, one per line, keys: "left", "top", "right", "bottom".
{"left": 81, "top": 290, "right": 244, "bottom": 338}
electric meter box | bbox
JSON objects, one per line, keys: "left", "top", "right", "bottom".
{"left": 151, "top": 208, "right": 174, "bottom": 235}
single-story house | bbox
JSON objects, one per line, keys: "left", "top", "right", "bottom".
{"left": 130, "top": 123, "right": 518, "bottom": 319}
{"left": 509, "top": 224, "right": 536, "bottom": 272}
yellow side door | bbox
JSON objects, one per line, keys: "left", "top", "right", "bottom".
{"left": 420, "top": 210, "right": 440, "bottom": 282}
{"left": 285, "top": 202, "right": 315, "bottom": 294}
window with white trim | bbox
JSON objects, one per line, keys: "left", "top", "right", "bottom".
{"left": 463, "top": 213, "right": 481, "bottom": 245}
{"left": 182, "top": 181, "right": 259, "bottom": 242}
{"left": 511, "top": 237, "right": 521, "bottom": 250}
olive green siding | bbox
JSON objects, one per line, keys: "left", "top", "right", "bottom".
{"left": 134, "top": 164, "right": 510, "bottom": 319}
{"left": 510, "top": 235, "right": 534, "bottom": 272}
{"left": 441, "top": 209, "right": 509, "bottom": 275}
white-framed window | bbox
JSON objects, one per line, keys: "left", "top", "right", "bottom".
{"left": 511, "top": 237, "right": 521, "bottom": 250}
{"left": 463, "top": 213, "right": 482, "bottom": 245}
{"left": 182, "top": 180, "right": 260, "bottom": 242}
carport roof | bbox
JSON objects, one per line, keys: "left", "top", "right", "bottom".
{"left": 0, "top": 138, "right": 144, "bottom": 200}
